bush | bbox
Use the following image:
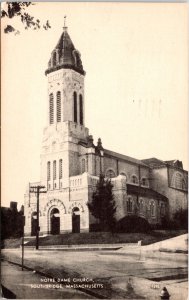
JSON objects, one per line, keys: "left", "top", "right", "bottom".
{"left": 89, "top": 223, "right": 103, "bottom": 232}
{"left": 116, "top": 215, "right": 151, "bottom": 233}
{"left": 161, "top": 208, "right": 188, "bottom": 230}
{"left": 173, "top": 208, "right": 188, "bottom": 229}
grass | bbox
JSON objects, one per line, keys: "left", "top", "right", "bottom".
{"left": 1, "top": 238, "right": 22, "bottom": 249}
{"left": 2, "top": 230, "right": 187, "bottom": 248}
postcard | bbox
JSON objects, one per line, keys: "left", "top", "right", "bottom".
{"left": 1, "top": 2, "right": 188, "bottom": 299}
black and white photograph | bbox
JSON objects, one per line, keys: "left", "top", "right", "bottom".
{"left": 1, "top": 2, "right": 188, "bottom": 299}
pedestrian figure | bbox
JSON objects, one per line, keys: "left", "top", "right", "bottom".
{"left": 126, "top": 277, "right": 134, "bottom": 292}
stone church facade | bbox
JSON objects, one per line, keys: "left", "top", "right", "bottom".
{"left": 24, "top": 25, "right": 188, "bottom": 236}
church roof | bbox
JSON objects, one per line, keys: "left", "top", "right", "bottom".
{"left": 141, "top": 158, "right": 166, "bottom": 168}
{"left": 142, "top": 157, "right": 185, "bottom": 170}
{"left": 104, "top": 149, "right": 149, "bottom": 167}
{"left": 45, "top": 26, "right": 85, "bottom": 76}
{"left": 127, "top": 184, "right": 168, "bottom": 201}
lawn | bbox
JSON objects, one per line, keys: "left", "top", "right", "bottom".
{"left": 2, "top": 230, "right": 187, "bottom": 248}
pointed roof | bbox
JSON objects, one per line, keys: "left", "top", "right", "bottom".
{"left": 45, "top": 26, "right": 85, "bottom": 76}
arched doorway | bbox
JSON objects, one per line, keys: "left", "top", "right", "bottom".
{"left": 72, "top": 207, "right": 80, "bottom": 233}
{"left": 50, "top": 208, "right": 60, "bottom": 235}
{"left": 31, "top": 212, "right": 37, "bottom": 236}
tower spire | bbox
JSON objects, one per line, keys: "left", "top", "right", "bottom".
{"left": 63, "top": 15, "right": 68, "bottom": 32}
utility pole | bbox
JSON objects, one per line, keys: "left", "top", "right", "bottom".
{"left": 21, "top": 215, "right": 25, "bottom": 271}
{"left": 29, "top": 185, "right": 46, "bottom": 250}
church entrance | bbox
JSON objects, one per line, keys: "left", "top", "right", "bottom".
{"left": 50, "top": 208, "right": 60, "bottom": 235}
{"left": 31, "top": 212, "right": 37, "bottom": 236}
{"left": 72, "top": 207, "right": 80, "bottom": 233}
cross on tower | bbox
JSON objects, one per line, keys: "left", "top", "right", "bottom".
{"left": 63, "top": 15, "right": 68, "bottom": 31}
{"left": 64, "top": 15, "right": 66, "bottom": 27}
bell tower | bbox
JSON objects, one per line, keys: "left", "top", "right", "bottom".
{"left": 40, "top": 20, "right": 89, "bottom": 189}
{"left": 45, "top": 18, "right": 86, "bottom": 126}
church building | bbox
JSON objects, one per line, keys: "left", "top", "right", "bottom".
{"left": 24, "top": 24, "right": 188, "bottom": 236}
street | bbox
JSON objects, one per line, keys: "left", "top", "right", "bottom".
{"left": 1, "top": 260, "right": 94, "bottom": 299}
{"left": 1, "top": 248, "right": 188, "bottom": 299}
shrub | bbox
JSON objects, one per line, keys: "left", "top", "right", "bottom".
{"left": 116, "top": 215, "right": 151, "bottom": 233}
{"left": 173, "top": 208, "right": 188, "bottom": 229}
{"left": 161, "top": 208, "right": 188, "bottom": 230}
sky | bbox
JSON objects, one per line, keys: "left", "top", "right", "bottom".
{"left": 1, "top": 2, "right": 188, "bottom": 209}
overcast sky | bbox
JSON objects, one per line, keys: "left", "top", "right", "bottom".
{"left": 2, "top": 2, "right": 188, "bottom": 208}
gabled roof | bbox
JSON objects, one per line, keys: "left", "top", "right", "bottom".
{"left": 104, "top": 149, "right": 149, "bottom": 167}
{"left": 165, "top": 160, "right": 183, "bottom": 169}
{"left": 141, "top": 158, "right": 167, "bottom": 168}
{"left": 142, "top": 157, "right": 185, "bottom": 171}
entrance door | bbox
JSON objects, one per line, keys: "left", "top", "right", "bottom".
{"left": 50, "top": 208, "right": 60, "bottom": 235}
{"left": 72, "top": 207, "right": 80, "bottom": 233}
{"left": 31, "top": 212, "right": 37, "bottom": 236}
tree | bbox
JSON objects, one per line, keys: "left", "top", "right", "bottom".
{"left": 1, "top": 204, "right": 25, "bottom": 239}
{"left": 1, "top": 2, "right": 51, "bottom": 34}
{"left": 88, "top": 174, "right": 116, "bottom": 232}
{"left": 173, "top": 208, "right": 188, "bottom": 230}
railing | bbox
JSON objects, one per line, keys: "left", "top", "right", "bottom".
{"left": 70, "top": 175, "right": 83, "bottom": 187}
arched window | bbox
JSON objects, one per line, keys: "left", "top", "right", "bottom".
{"left": 59, "top": 159, "right": 62, "bottom": 179}
{"left": 139, "top": 199, "right": 144, "bottom": 214}
{"left": 106, "top": 169, "right": 116, "bottom": 178}
{"left": 127, "top": 197, "right": 133, "bottom": 213}
{"left": 131, "top": 175, "right": 138, "bottom": 184}
{"left": 53, "top": 160, "right": 56, "bottom": 180}
{"left": 150, "top": 201, "right": 155, "bottom": 217}
{"left": 172, "top": 172, "right": 186, "bottom": 190}
{"left": 73, "top": 92, "right": 77, "bottom": 123}
{"left": 79, "top": 94, "right": 83, "bottom": 125}
{"left": 160, "top": 203, "right": 165, "bottom": 216}
{"left": 81, "top": 158, "right": 85, "bottom": 173}
{"left": 49, "top": 93, "right": 54, "bottom": 124}
{"left": 141, "top": 177, "right": 148, "bottom": 187}
{"left": 56, "top": 91, "right": 61, "bottom": 122}
{"left": 47, "top": 161, "right": 51, "bottom": 181}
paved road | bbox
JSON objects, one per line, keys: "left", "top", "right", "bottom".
{"left": 1, "top": 260, "right": 94, "bottom": 299}
{"left": 1, "top": 248, "right": 188, "bottom": 299}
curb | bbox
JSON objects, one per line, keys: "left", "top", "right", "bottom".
{"left": 23, "top": 246, "right": 123, "bottom": 251}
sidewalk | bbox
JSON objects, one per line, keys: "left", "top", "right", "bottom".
{"left": 1, "top": 260, "right": 94, "bottom": 299}
{"left": 6, "top": 243, "right": 137, "bottom": 251}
